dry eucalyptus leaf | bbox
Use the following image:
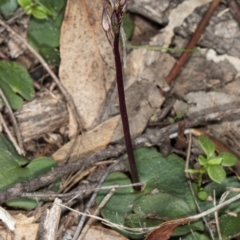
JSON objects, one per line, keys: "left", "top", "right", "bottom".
{"left": 52, "top": 115, "right": 120, "bottom": 163}
{"left": 145, "top": 218, "right": 193, "bottom": 240}
{"left": 59, "top": 0, "right": 115, "bottom": 132}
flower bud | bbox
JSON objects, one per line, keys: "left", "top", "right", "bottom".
{"left": 102, "top": 1, "right": 111, "bottom": 32}
{"left": 111, "top": 11, "right": 120, "bottom": 34}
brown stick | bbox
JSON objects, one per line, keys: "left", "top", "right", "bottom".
{"left": 165, "top": 0, "right": 221, "bottom": 85}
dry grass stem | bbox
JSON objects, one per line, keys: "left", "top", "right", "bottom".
{"left": 0, "top": 88, "right": 24, "bottom": 155}
{"left": 78, "top": 188, "right": 116, "bottom": 240}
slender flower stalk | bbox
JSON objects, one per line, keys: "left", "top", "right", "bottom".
{"left": 102, "top": 0, "right": 140, "bottom": 191}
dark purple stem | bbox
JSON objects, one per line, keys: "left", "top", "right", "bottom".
{"left": 113, "top": 33, "right": 141, "bottom": 191}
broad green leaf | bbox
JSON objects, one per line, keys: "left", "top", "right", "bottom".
{"left": 31, "top": 5, "right": 48, "bottom": 19}
{"left": 198, "top": 155, "right": 207, "bottom": 166}
{"left": 182, "top": 232, "right": 210, "bottom": 240}
{"left": 97, "top": 148, "right": 201, "bottom": 239}
{"left": 0, "top": 61, "right": 35, "bottom": 109}
{"left": 0, "top": 0, "right": 18, "bottom": 19}
{"left": 0, "top": 134, "right": 27, "bottom": 166}
{"left": 219, "top": 152, "right": 237, "bottom": 166}
{"left": 134, "top": 148, "right": 196, "bottom": 212}
{"left": 198, "top": 136, "right": 215, "bottom": 159}
{"left": 39, "top": 0, "right": 66, "bottom": 15}
{"left": 207, "top": 156, "right": 222, "bottom": 165}
{"left": 0, "top": 79, "right": 23, "bottom": 109}
{"left": 133, "top": 192, "right": 196, "bottom": 220}
{"left": 207, "top": 165, "right": 226, "bottom": 184}
{"left": 218, "top": 214, "right": 240, "bottom": 239}
{"left": 0, "top": 154, "right": 29, "bottom": 190}
{"left": 26, "top": 157, "right": 57, "bottom": 179}
{"left": 0, "top": 134, "right": 57, "bottom": 205}
{"left": 39, "top": 46, "right": 60, "bottom": 65}
{"left": 132, "top": 193, "right": 204, "bottom": 236}
{"left": 28, "top": 16, "right": 61, "bottom": 49}
{"left": 17, "top": 0, "right": 31, "bottom": 7}
{"left": 27, "top": 0, "right": 66, "bottom": 65}
{"left": 96, "top": 172, "right": 144, "bottom": 239}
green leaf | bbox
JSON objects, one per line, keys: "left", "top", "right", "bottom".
{"left": 198, "top": 155, "right": 207, "bottom": 166}
{"left": 5, "top": 197, "right": 38, "bottom": 210}
{"left": 38, "top": 0, "right": 66, "bottom": 15}
{"left": 27, "top": 2, "right": 65, "bottom": 65}
{"left": 0, "top": 0, "right": 18, "bottom": 19}
{"left": 207, "top": 156, "right": 222, "bottom": 165}
{"left": 218, "top": 214, "right": 240, "bottom": 239}
{"left": 97, "top": 148, "right": 201, "bottom": 239}
{"left": 96, "top": 172, "right": 144, "bottom": 239}
{"left": 122, "top": 14, "right": 134, "bottom": 40}
{"left": 133, "top": 192, "right": 195, "bottom": 219}
{"left": 0, "top": 134, "right": 57, "bottom": 205}
{"left": 26, "top": 156, "right": 57, "bottom": 179}
{"left": 198, "top": 136, "right": 215, "bottom": 159}
{"left": 207, "top": 165, "right": 226, "bottom": 184}
{"left": 182, "top": 232, "right": 210, "bottom": 240}
{"left": 219, "top": 152, "right": 237, "bottom": 167}
{"left": 132, "top": 193, "right": 204, "bottom": 236}
{"left": 31, "top": 5, "right": 48, "bottom": 19}
{"left": 0, "top": 134, "right": 27, "bottom": 166}
{"left": 0, "top": 61, "right": 35, "bottom": 109}
{"left": 39, "top": 46, "right": 60, "bottom": 65}
{"left": 17, "top": 0, "right": 31, "bottom": 7}
{"left": 28, "top": 10, "right": 64, "bottom": 49}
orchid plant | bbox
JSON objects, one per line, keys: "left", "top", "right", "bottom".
{"left": 102, "top": 0, "right": 140, "bottom": 190}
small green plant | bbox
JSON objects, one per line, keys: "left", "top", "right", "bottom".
{"left": 186, "top": 135, "right": 237, "bottom": 200}
{"left": 18, "top": 0, "right": 55, "bottom": 19}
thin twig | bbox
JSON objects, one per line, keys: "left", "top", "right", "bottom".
{"left": 78, "top": 188, "right": 115, "bottom": 240}
{"left": 0, "top": 88, "right": 24, "bottom": 155}
{"left": 57, "top": 191, "right": 240, "bottom": 236}
{"left": 214, "top": 190, "right": 223, "bottom": 240}
{"left": 21, "top": 182, "right": 143, "bottom": 199}
{"left": 0, "top": 113, "right": 22, "bottom": 155}
{"left": 191, "top": 192, "right": 240, "bottom": 220}
{"left": 165, "top": 0, "right": 221, "bottom": 85}
{"left": 0, "top": 18, "right": 82, "bottom": 137}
